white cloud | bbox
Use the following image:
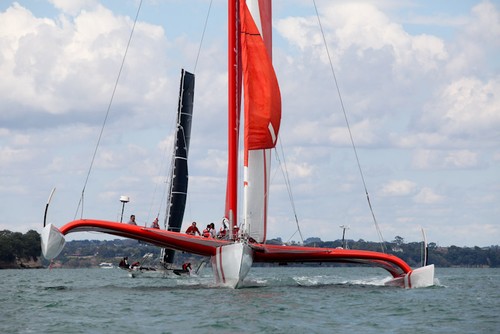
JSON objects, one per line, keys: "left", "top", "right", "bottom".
{"left": 0, "top": 146, "right": 32, "bottom": 166}
{"left": 467, "top": 1, "right": 500, "bottom": 46}
{"left": 48, "top": 0, "right": 99, "bottom": 16}
{"left": 276, "top": 2, "right": 448, "bottom": 73}
{"left": 418, "top": 77, "right": 500, "bottom": 143}
{"left": 413, "top": 187, "right": 444, "bottom": 204}
{"left": 278, "top": 160, "right": 313, "bottom": 179}
{"left": 443, "top": 150, "right": 479, "bottom": 168}
{"left": 412, "top": 149, "right": 479, "bottom": 169}
{"left": 0, "top": 2, "right": 169, "bottom": 120}
{"left": 379, "top": 180, "right": 417, "bottom": 197}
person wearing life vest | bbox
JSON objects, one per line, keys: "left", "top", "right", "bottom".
{"left": 173, "top": 262, "right": 192, "bottom": 276}
{"left": 202, "top": 224, "right": 211, "bottom": 238}
{"left": 182, "top": 262, "right": 192, "bottom": 272}
{"left": 218, "top": 227, "right": 227, "bottom": 239}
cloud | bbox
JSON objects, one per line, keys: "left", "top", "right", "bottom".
{"left": 420, "top": 77, "right": 500, "bottom": 142}
{"left": 0, "top": 2, "right": 170, "bottom": 127}
{"left": 274, "top": 1, "right": 453, "bottom": 150}
{"left": 413, "top": 187, "right": 444, "bottom": 204}
{"left": 0, "top": 145, "right": 33, "bottom": 167}
{"left": 276, "top": 2, "right": 448, "bottom": 72}
{"left": 48, "top": 0, "right": 99, "bottom": 16}
{"left": 379, "top": 180, "right": 417, "bottom": 197}
{"left": 412, "top": 149, "right": 479, "bottom": 169}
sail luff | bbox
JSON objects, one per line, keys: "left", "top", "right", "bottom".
{"left": 163, "top": 69, "right": 195, "bottom": 264}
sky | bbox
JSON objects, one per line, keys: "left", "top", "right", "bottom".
{"left": 0, "top": 0, "right": 499, "bottom": 247}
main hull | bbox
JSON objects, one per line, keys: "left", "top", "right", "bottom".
{"left": 212, "top": 243, "right": 254, "bottom": 288}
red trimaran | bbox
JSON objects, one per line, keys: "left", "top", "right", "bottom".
{"left": 42, "top": 0, "right": 434, "bottom": 288}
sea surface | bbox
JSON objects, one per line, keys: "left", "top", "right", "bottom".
{"left": 1, "top": 266, "right": 499, "bottom": 333}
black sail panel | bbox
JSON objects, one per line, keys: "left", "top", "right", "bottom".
{"left": 163, "top": 69, "right": 195, "bottom": 265}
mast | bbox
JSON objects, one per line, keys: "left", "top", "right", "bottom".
{"left": 226, "top": 0, "right": 241, "bottom": 238}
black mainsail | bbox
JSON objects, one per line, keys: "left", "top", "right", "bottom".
{"left": 162, "top": 69, "right": 195, "bottom": 266}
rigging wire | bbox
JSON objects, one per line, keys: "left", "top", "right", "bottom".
{"left": 274, "top": 140, "right": 304, "bottom": 244}
{"left": 74, "top": 0, "right": 144, "bottom": 220}
{"left": 194, "top": 0, "right": 214, "bottom": 73}
{"left": 145, "top": 132, "right": 173, "bottom": 224}
{"left": 312, "top": 0, "right": 386, "bottom": 252}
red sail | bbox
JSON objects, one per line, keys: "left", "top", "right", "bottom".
{"left": 241, "top": 1, "right": 281, "bottom": 153}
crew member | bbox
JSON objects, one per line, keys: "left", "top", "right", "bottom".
{"left": 119, "top": 257, "right": 130, "bottom": 269}
{"left": 185, "top": 222, "right": 201, "bottom": 235}
{"left": 209, "top": 223, "right": 217, "bottom": 238}
{"left": 202, "top": 224, "right": 211, "bottom": 238}
{"left": 151, "top": 217, "right": 160, "bottom": 229}
{"left": 127, "top": 215, "right": 137, "bottom": 225}
{"left": 182, "top": 262, "right": 192, "bottom": 272}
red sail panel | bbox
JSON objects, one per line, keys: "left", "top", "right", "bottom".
{"left": 241, "top": 1, "right": 281, "bottom": 155}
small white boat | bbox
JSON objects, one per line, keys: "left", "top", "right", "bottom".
{"left": 99, "top": 262, "right": 114, "bottom": 269}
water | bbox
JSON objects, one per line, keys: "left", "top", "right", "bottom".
{"left": 1, "top": 267, "right": 499, "bottom": 333}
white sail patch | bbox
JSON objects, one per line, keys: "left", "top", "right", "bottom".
{"left": 246, "top": 0, "right": 263, "bottom": 35}
{"left": 243, "top": 149, "right": 270, "bottom": 243}
{"left": 268, "top": 122, "right": 277, "bottom": 145}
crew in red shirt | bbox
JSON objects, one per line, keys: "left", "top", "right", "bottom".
{"left": 185, "top": 222, "right": 201, "bottom": 236}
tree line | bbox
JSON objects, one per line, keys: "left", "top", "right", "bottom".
{"left": 298, "top": 236, "right": 500, "bottom": 268}
{"left": 0, "top": 230, "right": 42, "bottom": 268}
{"left": 1, "top": 230, "right": 499, "bottom": 268}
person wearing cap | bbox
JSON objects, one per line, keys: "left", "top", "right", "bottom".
{"left": 185, "top": 222, "right": 201, "bottom": 236}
